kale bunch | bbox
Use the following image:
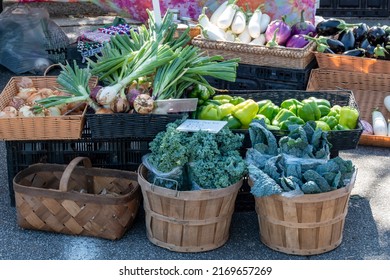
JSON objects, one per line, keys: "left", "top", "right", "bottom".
{"left": 148, "top": 121, "right": 189, "bottom": 173}
{"left": 278, "top": 121, "right": 331, "bottom": 159}
{"left": 247, "top": 120, "right": 356, "bottom": 197}
{"left": 146, "top": 121, "right": 247, "bottom": 190}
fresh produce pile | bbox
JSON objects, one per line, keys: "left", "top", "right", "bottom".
{"left": 27, "top": 9, "right": 239, "bottom": 116}
{"left": 198, "top": 1, "right": 316, "bottom": 48}
{"left": 0, "top": 77, "right": 84, "bottom": 118}
{"left": 142, "top": 119, "right": 247, "bottom": 191}
{"left": 313, "top": 18, "right": 390, "bottom": 58}
{"left": 361, "top": 106, "right": 390, "bottom": 137}
{"left": 191, "top": 91, "right": 360, "bottom": 132}
{"left": 247, "top": 119, "right": 356, "bottom": 197}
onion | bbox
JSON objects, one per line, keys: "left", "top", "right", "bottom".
{"left": 9, "top": 96, "right": 25, "bottom": 110}
{"left": 17, "top": 88, "right": 37, "bottom": 100}
{"left": 95, "top": 107, "right": 114, "bottom": 114}
{"left": 110, "top": 96, "right": 130, "bottom": 113}
{"left": 0, "top": 106, "right": 18, "bottom": 118}
{"left": 361, "top": 119, "right": 374, "bottom": 135}
{"left": 18, "top": 105, "right": 45, "bottom": 117}
{"left": 133, "top": 94, "right": 154, "bottom": 114}
{"left": 126, "top": 88, "right": 141, "bottom": 109}
{"left": 26, "top": 92, "right": 46, "bottom": 104}
{"left": 45, "top": 107, "right": 62, "bottom": 116}
{"left": 90, "top": 85, "right": 103, "bottom": 102}
{"left": 17, "top": 77, "right": 34, "bottom": 89}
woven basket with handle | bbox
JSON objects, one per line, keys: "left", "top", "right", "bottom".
{"left": 13, "top": 157, "right": 141, "bottom": 240}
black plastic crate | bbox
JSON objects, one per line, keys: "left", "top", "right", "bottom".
{"left": 207, "top": 60, "right": 317, "bottom": 91}
{"left": 317, "top": 0, "right": 389, "bottom": 17}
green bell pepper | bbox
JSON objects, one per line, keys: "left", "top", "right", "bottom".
{"left": 229, "top": 96, "right": 245, "bottom": 105}
{"left": 298, "top": 100, "right": 321, "bottom": 122}
{"left": 272, "top": 108, "right": 296, "bottom": 127}
{"left": 279, "top": 116, "right": 305, "bottom": 130}
{"left": 257, "top": 100, "right": 280, "bottom": 122}
{"left": 222, "top": 114, "right": 242, "bottom": 129}
{"left": 328, "top": 105, "right": 342, "bottom": 118}
{"left": 319, "top": 116, "right": 338, "bottom": 129}
{"left": 253, "top": 114, "right": 270, "bottom": 125}
{"left": 232, "top": 99, "right": 259, "bottom": 128}
{"left": 281, "top": 98, "right": 303, "bottom": 111}
{"left": 338, "top": 106, "right": 359, "bottom": 129}
{"left": 333, "top": 124, "right": 349, "bottom": 131}
{"left": 188, "top": 84, "right": 212, "bottom": 104}
{"left": 305, "top": 97, "right": 331, "bottom": 117}
{"left": 198, "top": 103, "right": 222, "bottom": 120}
{"left": 315, "top": 120, "right": 331, "bottom": 131}
{"left": 213, "top": 94, "right": 233, "bottom": 104}
{"left": 219, "top": 103, "right": 236, "bottom": 119}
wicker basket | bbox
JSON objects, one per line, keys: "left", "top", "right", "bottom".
{"left": 0, "top": 75, "right": 98, "bottom": 141}
{"left": 137, "top": 164, "right": 242, "bottom": 252}
{"left": 191, "top": 35, "right": 316, "bottom": 69}
{"left": 315, "top": 52, "right": 390, "bottom": 74}
{"left": 253, "top": 171, "right": 357, "bottom": 256}
{"left": 228, "top": 89, "right": 363, "bottom": 152}
{"left": 13, "top": 157, "right": 141, "bottom": 240}
{"left": 307, "top": 69, "right": 390, "bottom": 147}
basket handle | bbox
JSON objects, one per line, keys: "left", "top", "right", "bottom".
{"left": 43, "top": 63, "right": 62, "bottom": 76}
{"left": 59, "top": 157, "right": 93, "bottom": 193}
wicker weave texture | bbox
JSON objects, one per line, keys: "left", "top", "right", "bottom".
{"left": 307, "top": 69, "right": 390, "bottom": 147}
{"left": 0, "top": 76, "right": 98, "bottom": 141}
{"left": 315, "top": 52, "right": 390, "bottom": 74}
{"left": 191, "top": 36, "right": 316, "bottom": 69}
{"left": 13, "top": 157, "right": 141, "bottom": 240}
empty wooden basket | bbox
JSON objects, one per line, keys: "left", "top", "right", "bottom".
{"left": 13, "top": 157, "right": 141, "bottom": 240}
{"left": 137, "top": 164, "right": 243, "bottom": 252}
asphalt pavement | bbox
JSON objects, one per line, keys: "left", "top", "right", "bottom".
{"left": 0, "top": 5, "right": 390, "bottom": 260}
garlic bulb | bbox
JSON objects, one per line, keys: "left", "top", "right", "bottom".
{"left": 133, "top": 94, "right": 154, "bottom": 114}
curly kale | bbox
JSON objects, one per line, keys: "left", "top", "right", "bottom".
{"left": 189, "top": 152, "right": 247, "bottom": 189}
{"left": 148, "top": 122, "right": 189, "bottom": 173}
{"left": 146, "top": 121, "right": 247, "bottom": 190}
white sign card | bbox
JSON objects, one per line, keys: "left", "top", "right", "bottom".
{"left": 176, "top": 119, "right": 228, "bottom": 133}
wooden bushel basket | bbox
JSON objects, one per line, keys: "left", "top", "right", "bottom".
{"left": 13, "top": 157, "right": 141, "bottom": 240}
{"left": 137, "top": 164, "right": 243, "bottom": 252}
{"left": 253, "top": 171, "right": 357, "bottom": 256}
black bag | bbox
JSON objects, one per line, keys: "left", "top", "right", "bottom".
{"left": 0, "top": 4, "right": 70, "bottom": 74}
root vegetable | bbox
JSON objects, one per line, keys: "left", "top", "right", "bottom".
{"left": 110, "top": 96, "right": 130, "bottom": 113}
{"left": 0, "top": 106, "right": 18, "bottom": 118}
{"left": 9, "top": 96, "right": 25, "bottom": 110}
{"left": 133, "top": 94, "right": 154, "bottom": 114}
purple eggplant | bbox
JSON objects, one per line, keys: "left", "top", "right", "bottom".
{"left": 367, "top": 25, "right": 387, "bottom": 46}
{"left": 290, "top": 10, "right": 316, "bottom": 36}
{"left": 286, "top": 33, "right": 311, "bottom": 48}
{"left": 265, "top": 15, "right": 292, "bottom": 46}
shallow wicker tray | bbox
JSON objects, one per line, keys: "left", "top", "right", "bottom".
{"left": 191, "top": 35, "right": 316, "bottom": 69}
{"left": 0, "top": 75, "right": 98, "bottom": 141}
{"left": 315, "top": 52, "right": 390, "bottom": 74}
{"left": 307, "top": 68, "right": 390, "bottom": 147}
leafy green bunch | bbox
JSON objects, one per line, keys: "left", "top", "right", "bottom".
{"left": 146, "top": 120, "right": 247, "bottom": 190}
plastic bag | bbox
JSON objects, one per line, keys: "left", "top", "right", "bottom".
{"left": 142, "top": 154, "right": 189, "bottom": 191}
{"left": 0, "top": 4, "right": 69, "bottom": 74}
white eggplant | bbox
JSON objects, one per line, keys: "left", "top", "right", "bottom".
{"left": 217, "top": 0, "right": 238, "bottom": 30}
{"left": 210, "top": 1, "right": 229, "bottom": 25}
{"left": 237, "top": 26, "right": 252, "bottom": 44}
{"left": 249, "top": 34, "right": 266, "bottom": 45}
{"left": 247, "top": 5, "right": 263, "bottom": 38}
{"left": 225, "top": 30, "right": 236, "bottom": 42}
{"left": 384, "top": 95, "right": 390, "bottom": 112}
{"left": 231, "top": 8, "right": 246, "bottom": 34}
{"left": 372, "top": 109, "right": 388, "bottom": 136}
{"left": 198, "top": 7, "right": 226, "bottom": 41}
{"left": 260, "top": 13, "right": 271, "bottom": 34}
